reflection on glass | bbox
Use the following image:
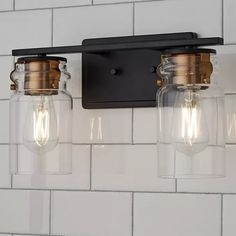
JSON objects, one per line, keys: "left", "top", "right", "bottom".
{"left": 89, "top": 117, "right": 103, "bottom": 143}
{"left": 226, "top": 94, "right": 236, "bottom": 143}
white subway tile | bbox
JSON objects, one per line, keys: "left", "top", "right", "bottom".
{"left": 177, "top": 146, "right": 236, "bottom": 193}
{"left": 212, "top": 45, "right": 236, "bottom": 93}
{"left": 134, "top": 193, "right": 221, "bottom": 236}
{"left": 0, "top": 146, "right": 11, "bottom": 188}
{"left": 53, "top": 4, "right": 133, "bottom": 46}
{"left": 12, "top": 145, "right": 90, "bottom": 189}
{"left": 135, "top": 0, "right": 222, "bottom": 37}
{"left": 133, "top": 108, "right": 156, "bottom": 143}
{"left": 0, "top": 101, "right": 9, "bottom": 144}
{"left": 51, "top": 191, "right": 132, "bottom": 236}
{"left": 72, "top": 99, "right": 132, "bottom": 143}
{"left": 224, "top": 0, "right": 236, "bottom": 44}
{"left": 0, "top": 190, "right": 50, "bottom": 234}
{"left": 0, "top": 56, "right": 14, "bottom": 99}
{"left": 15, "top": 0, "right": 91, "bottom": 10}
{"left": 223, "top": 195, "right": 236, "bottom": 236}
{"left": 0, "top": 0, "right": 13, "bottom": 11}
{"left": 92, "top": 145, "right": 175, "bottom": 191}
{"left": 64, "top": 54, "right": 82, "bottom": 98}
{"left": 0, "top": 10, "right": 52, "bottom": 55}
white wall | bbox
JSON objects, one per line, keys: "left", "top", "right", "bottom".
{"left": 0, "top": 0, "right": 235, "bottom": 235}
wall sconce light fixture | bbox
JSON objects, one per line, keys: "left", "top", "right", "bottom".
{"left": 10, "top": 32, "right": 225, "bottom": 178}
{"left": 10, "top": 56, "right": 73, "bottom": 174}
{"left": 157, "top": 49, "right": 225, "bottom": 178}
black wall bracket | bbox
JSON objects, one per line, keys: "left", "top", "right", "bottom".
{"left": 12, "top": 32, "right": 223, "bottom": 109}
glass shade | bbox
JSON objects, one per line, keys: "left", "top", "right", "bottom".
{"left": 10, "top": 57, "right": 73, "bottom": 175}
{"left": 157, "top": 50, "right": 225, "bottom": 178}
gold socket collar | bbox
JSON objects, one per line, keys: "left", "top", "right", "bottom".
{"left": 11, "top": 56, "right": 66, "bottom": 95}
{"left": 159, "top": 49, "right": 215, "bottom": 86}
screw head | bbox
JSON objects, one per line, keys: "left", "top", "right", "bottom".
{"left": 110, "top": 68, "right": 118, "bottom": 75}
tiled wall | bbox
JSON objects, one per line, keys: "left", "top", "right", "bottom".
{"left": 0, "top": 0, "right": 235, "bottom": 236}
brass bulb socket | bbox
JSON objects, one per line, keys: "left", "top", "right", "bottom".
{"left": 10, "top": 56, "right": 67, "bottom": 96}
{"left": 23, "top": 59, "right": 61, "bottom": 95}
{"left": 159, "top": 50, "right": 214, "bottom": 86}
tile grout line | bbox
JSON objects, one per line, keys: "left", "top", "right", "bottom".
{"left": 49, "top": 190, "right": 52, "bottom": 235}
{"left": 89, "top": 144, "right": 93, "bottom": 190}
{"left": 131, "top": 108, "right": 134, "bottom": 144}
{"left": 2, "top": 232, "right": 60, "bottom": 236}
{"left": 51, "top": 9, "right": 54, "bottom": 47}
{"left": 0, "top": 0, "right": 169, "bottom": 14}
{"left": 131, "top": 192, "right": 134, "bottom": 236}
{"left": 10, "top": 174, "right": 13, "bottom": 189}
{"left": 132, "top": 2, "right": 135, "bottom": 36}
{"left": 79, "top": 0, "right": 159, "bottom": 7}
{"left": 221, "top": 194, "right": 223, "bottom": 236}
{"left": 2, "top": 4, "right": 93, "bottom": 12}
{"left": 175, "top": 179, "right": 177, "bottom": 192}
{"left": 222, "top": 0, "right": 224, "bottom": 38}
{"left": 0, "top": 188, "right": 231, "bottom": 194}
{"left": 13, "top": 0, "right": 15, "bottom": 11}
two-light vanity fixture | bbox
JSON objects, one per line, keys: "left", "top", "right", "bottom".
{"left": 9, "top": 32, "right": 230, "bottom": 178}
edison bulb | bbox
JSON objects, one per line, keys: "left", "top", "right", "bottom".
{"left": 172, "top": 87, "right": 209, "bottom": 156}
{"left": 23, "top": 95, "right": 58, "bottom": 154}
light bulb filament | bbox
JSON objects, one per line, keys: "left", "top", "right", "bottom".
{"left": 33, "top": 104, "right": 50, "bottom": 147}
{"left": 172, "top": 88, "right": 209, "bottom": 156}
{"left": 181, "top": 105, "right": 199, "bottom": 147}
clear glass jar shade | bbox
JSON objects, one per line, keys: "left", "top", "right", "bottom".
{"left": 10, "top": 57, "right": 72, "bottom": 175}
{"left": 10, "top": 91, "right": 72, "bottom": 174}
{"left": 157, "top": 86, "right": 225, "bottom": 178}
{"left": 157, "top": 52, "right": 225, "bottom": 178}
{"left": 10, "top": 92, "right": 72, "bottom": 174}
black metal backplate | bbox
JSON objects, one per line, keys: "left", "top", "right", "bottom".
{"left": 82, "top": 49, "right": 161, "bottom": 108}
{"left": 82, "top": 32, "right": 198, "bottom": 109}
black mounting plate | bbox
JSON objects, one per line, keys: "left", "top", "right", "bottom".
{"left": 82, "top": 48, "right": 162, "bottom": 108}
